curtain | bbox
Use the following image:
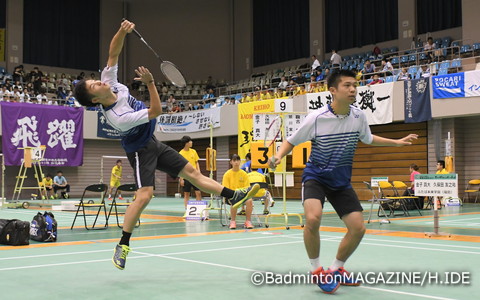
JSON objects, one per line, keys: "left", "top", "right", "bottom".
{"left": 325, "top": 0, "right": 398, "bottom": 52}
{"left": 23, "top": 0, "right": 99, "bottom": 70}
{"left": 417, "top": 0, "right": 462, "bottom": 34}
{"left": 253, "top": 0, "right": 310, "bottom": 67}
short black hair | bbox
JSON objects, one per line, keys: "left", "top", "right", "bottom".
{"left": 73, "top": 79, "right": 96, "bottom": 107}
{"left": 327, "top": 69, "right": 356, "bottom": 89}
{"left": 56, "top": 170, "right": 63, "bottom": 174}
{"left": 230, "top": 154, "right": 241, "bottom": 161}
{"left": 116, "top": 159, "right": 122, "bottom": 164}
{"left": 245, "top": 153, "right": 251, "bottom": 160}
{"left": 181, "top": 136, "right": 192, "bottom": 146}
{"left": 437, "top": 160, "right": 445, "bottom": 168}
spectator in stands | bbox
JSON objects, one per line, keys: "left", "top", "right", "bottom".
{"left": 380, "top": 58, "right": 394, "bottom": 76}
{"left": 12, "top": 85, "right": 21, "bottom": 102}
{"left": 317, "top": 81, "right": 327, "bottom": 92}
{"left": 436, "top": 160, "right": 449, "bottom": 174}
{"left": 315, "top": 70, "right": 324, "bottom": 82}
{"left": 57, "top": 73, "right": 69, "bottom": 90}
{"left": 19, "top": 88, "right": 29, "bottom": 102}
{"left": 274, "top": 88, "right": 286, "bottom": 98}
{"left": 308, "top": 77, "right": 317, "bottom": 92}
{"left": 65, "top": 91, "right": 76, "bottom": 106}
{"left": 293, "top": 71, "right": 305, "bottom": 85}
{"left": 53, "top": 170, "right": 70, "bottom": 199}
{"left": 373, "top": 45, "right": 381, "bottom": 57}
{"left": 311, "top": 55, "right": 320, "bottom": 73}
{"left": 29, "top": 67, "right": 44, "bottom": 94}
{"left": 278, "top": 76, "right": 288, "bottom": 89}
{"left": 424, "top": 37, "right": 436, "bottom": 62}
{"left": 420, "top": 65, "right": 431, "bottom": 78}
{"left": 397, "top": 68, "right": 410, "bottom": 81}
{"left": 367, "top": 74, "right": 384, "bottom": 86}
{"left": 13, "top": 65, "right": 25, "bottom": 83}
{"left": 90, "top": 73, "right": 96, "bottom": 80}
{"left": 330, "top": 49, "right": 342, "bottom": 68}
{"left": 362, "top": 60, "right": 376, "bottom": 74}
{"left": 202, "top": 88, "right": 215, "bottom": 100}
{"left": 36, "top": 89, "right": 48, "bottom": 104}
{"left": 205, "top": 76, "right": 216, "bottom": 90}
{"left": 166, "top": 94, "right": 175, "bottom": 112}
{"left": 171, "top": 103, "right": 181, "bottom": 113}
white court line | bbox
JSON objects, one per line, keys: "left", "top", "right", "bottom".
{"left": 133, "top": 250, "right": 457, "bottom": 300}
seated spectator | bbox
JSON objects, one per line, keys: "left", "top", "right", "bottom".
{"left": 166, "top": 94, "right": 176, "bottom": 112}
{"left": 40, "top": 173, "right": 55, "bottom": 200}
{"left": 436, "top": 160, "right": 449, "bottom": 174}
{"left": 380, "top": 58, "right": 393, "bottom": 75}
{"left": 278, "top": 76, "right": 288, "bottom": 89}
{"left": 65, "top": 91, "right": 76, "bottom": 106}
{"left": 420, "top": 65, "right": 431, "bottom": 78}
{"left": 274, "top": 88, "right": 287, "bottom": 98}
{"left": 53, "top": 170, "right": 70, "bottom": 199}
{"left": 308, "top": 78, "right": 317, "bottom": 92}
{"left": 36, "top": 90, "right": 48, "bottom": 104}
{"left": 317, "top": 81, "right": 327, "bottom": 92}
{"left": 373, "top": 45, "right": 381, "bottom": 56}
{"left": 315, "top": 69, "right": 324, "bottom": 82}
{"left": 171, "top": 103, "right": 181, "bottom": 113}
{"left": 293, "top": 71, "right": 305, "bottom": 85}
{"left": 57, "top": 73, "right": 69, "bottom": 90}
{"left": 13, "top": 65, "right": 25, "bottom": 83}
{"left": 362, "top": 60, "right": 376, "bottom": 74}
{"left": 368, "top": 74, "right": 384, "bottom": 86}
{"left": 397, "top": 68, "right": 410, "bottom": 81}
{"left": 202, "top": 88, "right": 215, "bottom": 100}
{"left": 355, "top": 69, "right": 363, "bottom": 82}
{"left": 424, "top": 37, "right": 436, "bottom": 62}
{"left": 57, "top": 87, "right": 67, "bottom": 101}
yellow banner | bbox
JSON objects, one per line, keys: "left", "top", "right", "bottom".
{"left": 237, "top": 100, "right": 275, "bottom": 160}
{"left": 0, "top": 29, "right": 5, "bottom": 62}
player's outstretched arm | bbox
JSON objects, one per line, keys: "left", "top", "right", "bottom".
{"left": 370, "top": 134, "right": 418, "bottom": 147}
{"left": 134, "top": 66, "right": 162, "bottom": 119}
{"left": 107, "top": 20, "right": 135, "bottom": 67}
{"left": 268, "top": 141, "right": 295, "bottom": 169}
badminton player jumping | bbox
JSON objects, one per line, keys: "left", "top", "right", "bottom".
{"left": 74, "top": 19, "right": 259, "bottom": 270}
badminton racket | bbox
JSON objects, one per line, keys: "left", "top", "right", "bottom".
{"left": 263, "top": 115, "right": 283, "bottom": 170}
{"left": 123, "top": 19, "right": 187, "bottom": 88}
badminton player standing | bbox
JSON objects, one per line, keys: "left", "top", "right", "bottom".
{"left": 269, "top": 70, "right": 418, "bottom": 293}
{"left": 74, "top": 19, "right": 259, "bottom": 270}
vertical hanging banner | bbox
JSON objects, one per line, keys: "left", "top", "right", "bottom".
{"left": 404, "top": 78, "right": 432, "bottom": 123}
{"left": 1, "top": 102, "right": 84, "bottom": 166}
{"left": 306, "top": 83, "right": 393, "bottom": 125}
{"left": 237, "top": 99, "right": 275, "bottom": 160}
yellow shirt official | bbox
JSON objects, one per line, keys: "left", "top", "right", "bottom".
{"left": 179, "top": 148, "right": 200, "bottom": 169}
{"left": 40, "top": 177, "right": 53, "bottom": 187}
{"left": 222, "top": 169, "right": 249, "bottom": 190}
{"left": 436, "top": 169, "right": 449, "bottom": 174}
{"left": 247, "top": 171, "right": 266, "bottom": 197}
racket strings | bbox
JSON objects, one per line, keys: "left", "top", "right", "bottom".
{"left": 161, "top": 62, "right": 186, "bottom": 88}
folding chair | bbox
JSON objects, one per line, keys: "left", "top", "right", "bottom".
{"left": 107, "top": 184, "right": 140, "bottom": 228}
{"left": 363, "top": 182, "right": 393, "bottom": 223}
{"left": 392, "top": 181, "right": 423, "bottom": 216}
{"left": 378, "top": 181, "right": 409, "bottom": 217}
{"left": 464, "top": 179, "right": 480, "bottom": 203}
{"left": 71, "top": 184, "right": 109, "bottom": 230}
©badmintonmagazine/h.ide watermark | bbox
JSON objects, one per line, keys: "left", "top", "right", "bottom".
{"left": 250, "top": 271, "right": 471, "bottom": 286}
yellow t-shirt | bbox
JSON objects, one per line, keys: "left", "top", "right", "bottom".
{"left": 247, "top": 171, "right": 266, "bottom": 197}
{"left": 436, "top": 169, "right": 449, "bottom": 174}
{"left": 111, "top": 165, "right": 122, "bottom": 181}
{"left": 40, "top": 177, "right": 53, "bottom": 187}
{"left": 179, "top": 148, "right": 200, "bottom": 169}
{"left": 222, "top": 169, "right": 249, "bottom": 190}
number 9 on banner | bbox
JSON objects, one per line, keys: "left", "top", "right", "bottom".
{"left": 251, "top": 141, "right": 274, "bottom": 169}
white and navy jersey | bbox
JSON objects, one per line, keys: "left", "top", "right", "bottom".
{"left": 99, "top": 64, "right": 155, "bottom": 153}
{"left": 287, "top": 105, "right": 373, "bottom": 190}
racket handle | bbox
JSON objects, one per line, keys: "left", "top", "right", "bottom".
{"left": 121, "top": 18, "right": 143, "bottom": 39}
{"left": 270, "top": 156, "right": 277, "bottom": 171}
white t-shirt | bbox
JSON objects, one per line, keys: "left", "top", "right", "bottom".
{"left": 287, "top": 104, "right": 373, "bottom": 189}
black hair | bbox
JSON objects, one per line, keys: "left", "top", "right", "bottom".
{"left": 45, "top": 173, "right": 53, "bottom": 178}
{"left": 437, "top": 160, "right": 445, "bottom": 168}
{"left": 73, "top": 79, "right": 96, "bottom": 107}
{"left": 410, "top": 164, "right": 419, "bottom": 171}
{"left": 230, "top": 154, "right": 241, "bottom": 161}
{"left": 116, "top": 159, "right": 122, "bottom": 164}
{"left": 56, "top": 170, "right": 63, "bottom": 174}
{"left": 245, "top": 153, "right": 251, "bottom": 160}
{"left": 180, "top": 135, "right": 192, "bottom": 146}
{"left": 327, "top": 69, "right": 356, "bottom": 89}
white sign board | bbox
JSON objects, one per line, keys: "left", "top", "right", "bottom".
{"left": 371, "top": 177, "right": 388, "bottom": 187}
{"left": 185, "top": 200, "right": 209, "bottom": 220}
{"left": 414, "top": 174, "right": 458, "bottom": 198}
{"left": 275, "top": 98, "right": 293, "bottom": 112}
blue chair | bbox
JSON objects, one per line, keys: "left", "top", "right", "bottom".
{"left": 385, "top": 76, "right": 394, "bottom": 83}
{"left": 460, "top": 44, "right": 472, "bottom": 55}
{"left": 442, "top": 37, "right": 452, "bottom": 48}
{"left": 451, "top": 59, "right": 461, "bottom": 68}
{"left": 409, "top": 54, "right": 417, "bottom": 64}
{"left": 390, "top": 46, "right": 398, "bottom": 53}
{"left": 473, "top": 43, "right": 480, "bottom": 54}
{"left": 391, "top": 57, "right": 400, "bottom": 65}
{"left": 438, "top": 68, "right": 449, "bottom": 76}
{"left": 419, "top": 52, "right": 428, "bottom": 62}
{"left": 440, "top": 61, "right": 450, "bottom": 69}
{"left": 343, "top": 55, "right": 351, "bottom": 61}
{"left": 400, "top": 55, "right": 409, "bottom": 64}
{"left": 408, "top": 66, "right": 418, "bottom": 75}
{"left": 451, "top": 41, "right": 460, "bottom": 54}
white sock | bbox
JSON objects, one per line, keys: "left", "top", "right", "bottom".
{"left": 309, "top": 258, "right": 321, "bottom": 270}
{"left": 330, "top": 258, "right": 345, "bottom": 271}
{"left": 108, "top": 194, "right": 111, "bottom": 198}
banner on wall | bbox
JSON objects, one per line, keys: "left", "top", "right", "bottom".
{"left": 1, "top": 102, "right": 84, "bottom": 166}
{"left": 237, "top": 99, "right": 275, "bottom": 160}
{"left": 404, "top": 78, "right": 432, "bottom": 123}
{"left": 156, "top": 107, "right": 221, "bottom": 133}
{"left": 432, "top": 73, "right": 464, "bottom": 98}
{"left": 306, "top": 82, "right": 394, "bottom": 125}
{"left": 97, "top": 112, "right": 121, "bottom": 139}
{"left": 464, "top": 69, "right": 480, "bottom": 98}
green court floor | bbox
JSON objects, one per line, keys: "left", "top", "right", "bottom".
{"left": 0, "top": 197, "right": 479, "bottom": 300}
